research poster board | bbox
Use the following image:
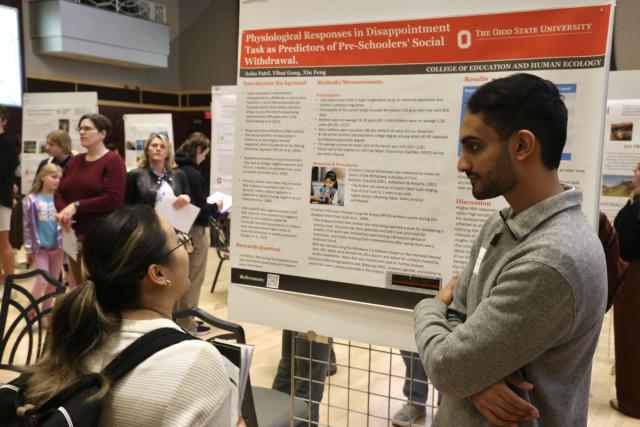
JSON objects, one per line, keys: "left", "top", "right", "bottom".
{"left": 599, "top": 99, "right": 640, "bottom": 220}
{"left": 123, "top": 114, "right": 174, "bottom": 171}
{"left": 21, "top": 92, "right": 98, "bottom": 194}
{"left": 230, "top": 0, "right": 613, "bottom": 348}
{"left": 210, "top": 86, "right": 237, "bottom": 195}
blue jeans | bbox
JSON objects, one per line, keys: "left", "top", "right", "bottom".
{"left": 272, "top": 330, "right": 331, "bottom": 424}
{"left": 401, "top": 350, "right": 429, "bottom": 404}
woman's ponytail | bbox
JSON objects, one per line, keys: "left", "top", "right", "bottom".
{"left": 24, "top": 205, "right": 169, "bottom": 408}
{"left": 26, "top": 281, "right": 120, "bottom": 407}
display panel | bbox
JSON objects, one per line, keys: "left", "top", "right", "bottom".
{"left": 231, "top": 4, "right": 613, "bottom": 308}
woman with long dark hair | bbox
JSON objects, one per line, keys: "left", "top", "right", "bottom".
{"left": 25, "top": 205, "right": 232, "bottom": 425}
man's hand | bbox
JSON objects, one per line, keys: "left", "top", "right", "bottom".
{"left": 471, "top": 376, "right": 539, "bottom": 427}
{"left": 435, "top": 274, "right": 459, "bottom": 305}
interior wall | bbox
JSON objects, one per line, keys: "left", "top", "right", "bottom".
{"left": 178, "top": 0, "right": 239, "bottom": 89}
{"left": 21, "top": 0, "right": 239, "bottom": 91}
{"left": 97, "top": 105, "right": 212, "bottom": 187}
{"left": 97, "top": 105, "right": 210, "bottom": 155}
{"left": 15, "top": 0, "right": 640, "bottom": 92}
{"left": 21, "top": 0, "right": 183, "bottom": 89}
{"left": 178, "top": 0, "right": 212, "bottom": 32}
{"left": 614, "top": 0, "right": 640, "bottom": 70}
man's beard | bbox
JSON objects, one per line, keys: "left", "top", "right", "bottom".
{"left": 469, "top": 150, "right": 517, "bottom": 200}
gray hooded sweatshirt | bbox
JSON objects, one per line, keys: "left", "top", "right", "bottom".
{"left": 414, "top": 187, "right": 606, "bottom": 426}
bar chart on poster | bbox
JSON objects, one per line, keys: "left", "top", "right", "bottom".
{"left": 229, "top": 0, "right": 614, "bottom": 349}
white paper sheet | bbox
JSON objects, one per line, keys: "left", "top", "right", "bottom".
{"left": 222, "top": 357, "right": 240, "bottom": 427}
{"left": 154, "top": 195, "right": 201, "bottom": 233}
{"left": 207, "top": 192, "right": 232, "bottom": 213}
{"left": 62, "top": 228, "right": 78, "bottom": 261}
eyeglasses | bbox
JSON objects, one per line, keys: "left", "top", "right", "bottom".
{"left": 161, "top": 231, "right": 194, "bottom": 258}
{"left": 76, "top": 126, "right": 96, "bottom": 132}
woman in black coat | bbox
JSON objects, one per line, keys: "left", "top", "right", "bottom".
{"left": 125, "top": 133, "right": 191, "bottom": 208}
{"left": 174, "top": 133, "right": 223, "bottom": 335}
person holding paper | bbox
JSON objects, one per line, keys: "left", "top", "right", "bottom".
{"left": 21, "top": 205, "right": 233, "bottom": 426}
{"left": 175, "top": 132, "right": 223, "bottom": 335}
{"left": 125, "top": 133, "right": 191, "bottom": 208}
{"left": 55, "top": 114, "right": 126, "bottom": 286}
{"left": 414, "top": 74, "right": 606, "bottom": 426}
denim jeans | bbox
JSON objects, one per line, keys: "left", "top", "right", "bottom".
{"left": 401, "top": 350, "right": 430, "bottom": 404}
{"left": 272, "top": 330, "right": 332, "bottom": 425}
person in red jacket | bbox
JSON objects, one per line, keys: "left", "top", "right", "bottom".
{"left": 55, "top": 113, "right": 126, "bottom": 286}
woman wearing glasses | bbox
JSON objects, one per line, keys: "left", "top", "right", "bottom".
{"left": 21, "top": 205, "right": 233, "bottom": 425}
{"left": 54, "top": 114, "right": 126, "bottom": 286}
{"left": 125, "top": 133, "right": 191, "bottom": 208}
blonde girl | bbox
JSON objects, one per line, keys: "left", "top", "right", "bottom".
{"left": 23, "top": 164, "right": 67, "bottom": 318}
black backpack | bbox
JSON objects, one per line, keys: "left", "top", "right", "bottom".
{"left": 0, "top": 327, "right": 194, "bottom": 426}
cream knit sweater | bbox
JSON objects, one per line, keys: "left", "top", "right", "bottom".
{"left": 84, "top": 318, "right": 232, "bottom": 426}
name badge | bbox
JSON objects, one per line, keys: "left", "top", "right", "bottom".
{"left": 473, "top": 247, "right": 487, "bottom": 275}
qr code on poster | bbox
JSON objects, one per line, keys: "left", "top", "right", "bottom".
{"left": 266, "top": 274, "right": 280, "bottom": 289}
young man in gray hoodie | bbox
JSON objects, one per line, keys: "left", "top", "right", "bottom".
{"left": 414, "top": 73, "right": 607, "bottom": 427}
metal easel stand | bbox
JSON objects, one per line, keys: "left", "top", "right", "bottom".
{"left": 289, "top": 332, "right": 439, "bottom": 426}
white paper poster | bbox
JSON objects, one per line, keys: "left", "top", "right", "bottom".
{"left": 210, "top": 86, "right": 237, "bottom": 195}
{"left": 154, "top": 195, "right": 201, "bottom": 234}
{"left": 123, "top": 114, "right": 174, "bottom": 171}
{"left": 21, "top": 92, "right": 98, "bottom": 194}
{"left": 599, "top": 99, "right": 640, "bottom": 220}
{"left": 230, "top": 2, "right": 613, "bottom": 311}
